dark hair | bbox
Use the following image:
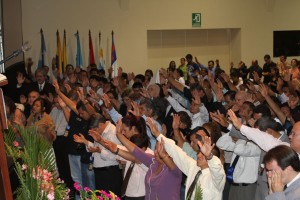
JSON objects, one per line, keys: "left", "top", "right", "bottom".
{"left": 254, "top": 116, "right": 281, "bottom": 132}
{"left": 190, "top": 83, "right": 204, "bottom": 92}
{"left": 224, "top": 90, "right": 236, "bottom": 101}
{"left": 130, "top": 134, "right": 150, "bottom": 149}
{"left": 135, "top": 74, "right": 146, "bottom": 83}
{"left": 89, "top": 68, "right": 99, "bottom": 75}
{"left": 4, "top": 96, "right": 16, "bottom": 114}
{"left": 176, "top": 68, "right": 184, "bottom": 77}
{"left": 33, "top": 98, "right": 47, "bottom": 112}
{"left": 177, "top": 111, "right": 192, "bottom": 129}
{"left": 76, "top": 101, "right": 88, "bottom": 112}
{"left": 264, "top": 145, "right": 300, "bottom": 171}
{"left": 67, "top": 90, "right": 79, "bottom": 102}
{"left": 35, "top": 68, "right": 46, "bottom": 77}
{"left": 264, "top": 54, "right": 271, "bottom": 60}
{"left": 185, "top": 54, "right": 193, "bottom": 60}
{"left": 106, "top": 90, "right": 118, "bottom": 100}
{"left": 243, "top": 101, "right": 255, "bottom": 112}
{"left": 203, "top": 122, "right": 222, "bottom": 144}
{"left": 208, "top": 60, "right": 215, "bottom": 66}
{"left": 89, "top": 113, "right": 106, "bottom": 128}
{"left": 253, "top": 103, "right": 271, "bottom": 117}
{"left": 89, "top": 75, "right": 101, "bottom": 82}
{"left": 145, "top": 69, "right": 153, "bottom": 78}
{"left": 120, "top": 73, "right": 129, "bottom": 84}
{"left": 122, "top": 115, "right": 147, "bottom": 137}
{"left": 132, "top": 82, "right": 143, "bottom": 89}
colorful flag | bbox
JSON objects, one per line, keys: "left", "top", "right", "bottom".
{"left": 98, "top": 32, "right": 105, "bottom": 70}
{"left": 89, "top": 30, "right": 95, "bottom": 65}
{"left": 75, "top": 30, "right": 83, "bottom": 68}
{"left": 56, "top": 30, "right": 62, "bottom": 74}
{"left": 111, "top": 31, "right": 117, "bottom": 77}
{"left": 62, "top": 30, "right": 68, "bottom": 73}
{"left": 38, "top": 28, "right": 49, "bottom": 68}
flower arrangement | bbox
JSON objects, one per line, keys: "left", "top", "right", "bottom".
{"left": 74, "top": 182, "right": 120, "bottom": 200}
{"left": 4, "top": 126, "right": 69, "bottom": 200}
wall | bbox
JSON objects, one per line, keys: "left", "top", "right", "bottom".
{"left": 21, "top": 0, "right": 300, "bottom": 74}
{"left": 2, "top": 0, "right": 23, "bottom": 68}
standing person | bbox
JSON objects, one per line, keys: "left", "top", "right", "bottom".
{"left": 178, "top": 57, "right": 188, "bottom": 81}
{"left": 264, "top": 145, "right": 300, "bottom": 200}
{"left": 113, "top": 119, "right": 182, "bottom": 200}
{"left": 73, "top": 113, "right": 122, "bottom": 196}
{"left": 262, "top": 54, "right": 277, "bottom": 84}
{"left": 53, "top": 81, "right": 95, "bottom": 199}
{"left": 89, "top": 116, "right": 152, "bottom": 200}
{"left": 147, "top": 118, "right": 225, "bottom": 200}
{"left": 50, "top": 94, "right": 73, "bottom": 189}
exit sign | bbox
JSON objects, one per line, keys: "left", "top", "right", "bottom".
{"left": 192, "top": 13, "right": 201, "bottom": 27}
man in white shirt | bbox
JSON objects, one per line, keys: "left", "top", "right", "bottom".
{"left": 264, "top": 145, "right": 300, "bottom": 200}
{"left": 217, "top": 133, "right": 261, "bottom": 200}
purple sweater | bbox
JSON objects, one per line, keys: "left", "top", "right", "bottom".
{"left": 132, "top": 147, "right": 182, "bottom": 200}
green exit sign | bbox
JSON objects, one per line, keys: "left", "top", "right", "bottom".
{"left": 192, "top": 13, "right": 201, "bottom": 27}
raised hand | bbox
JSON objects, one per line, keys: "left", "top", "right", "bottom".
{"left": 118, "top": 67, "right": 123, "bottom": 77}
{"left": 227, "top": 109, "right": 242, "bottom": 130}
{"left": 220, "top": 73, "right": 230, "bottom": 83}
{"left": 102, "top": 140, "right": 118, "bottom": 153}
{"left": 146, "top": 117, "right": 160, "bottom": 137}
{"left": 77, "top": 88, "right": 85, "bottom": 102}
{"left": 73, "top": 133, "right": 87, "bottom": 144}
{"left": 172, "top": 114, "right": 180, "bottom": 130}
{"left": 128, "top": 102, "right": 141, "bottom": 116}
{"left": 156, "top": 138, "right": 168, "bottom": 159}
{"left": 216, "top": 88, "right": 223, "bottom": 103}
{"left": 64, "top": 83, "right": 72, "bottom": 93}
{"left": 115, "top": 120, "right": 123, "bottom": 136}
{"left": 88, "top": 130, "right": 102, "bottom": 143}
{"left": 57, "top": 96, "right": 66, "bottom": 108}
{"left": 197, "top": 136, "right": 215, "bottom": 158}
{"left": 210, "top": 110, "right": 229, "bottom": 128}
{"left": 52, "top": 80, "right": 60, "bottom": 92}
{"left": 102, "top": 93, "right": 112, "bottom": 110}
{"left": 259, "top": 84, "right": 269, "bottom": 98}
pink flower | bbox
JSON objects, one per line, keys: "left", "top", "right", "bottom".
{"left": 84, "top": 187, "right": 90, "bottom": 192}
{"left": 97, "top": 196, "right": 103, "bottom": 200}
{"left": 74, "top": 182, "right": 81, "bottom": 191}
{"left": 21, "top": 164, "right": 27, "bottom": 171}
{"left": 47, "top": 192, "right": 54, "bottom": 200}
{"left": 13, "top": 141, "right": 19, "bottom": 147}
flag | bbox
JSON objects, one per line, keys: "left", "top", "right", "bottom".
{"left": 38, "top": 28, "right": 49, "bottom": 68}
{"left": 89, "top": 30, "right": 95, "bottom": 65}
{"left": 56, "top": 30, "right": 62, "bottom": 74}
{"left": 62, "top": 30, "right": 68, "bottom": 73}
{"left": 98, "top": 32, "right": 105, "bottom": 70}
{"left": 111, "top": 31, "right": 117, "bottom": 77}
{"left": 75, "top": 30, "right": 83, "bottom": 68}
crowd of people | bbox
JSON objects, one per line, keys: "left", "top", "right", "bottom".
{"left": 3, "top": 53, "right": 300, "bottom": 200}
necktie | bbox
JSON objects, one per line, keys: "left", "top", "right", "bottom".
{"left": 39, "top": 85, "right": 42, "bottom": 92}
{"left": 121, "top": 162, "right": 135, "bottom": 197}
{"left": 186, "top": 170, "right": 202, "bottom": 200}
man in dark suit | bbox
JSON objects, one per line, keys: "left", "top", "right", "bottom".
{"left": 32, "top": 68, "right": 55, "bottom": 96}
{"left": 264, "top": 145, "right": 300, "bottom": 200}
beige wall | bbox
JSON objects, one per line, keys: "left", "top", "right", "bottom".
{"left": 21, "top": 0, "right": 300, "bottom": 74}
{"left": 2, "top": 0, "right": 23, "bottom": 68}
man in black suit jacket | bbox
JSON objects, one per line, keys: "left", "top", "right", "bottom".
{"left": 264, "top": 145, "right": 300, "bottom": 200}
{"left": 32, "top": 68, "right": 55, "bottom": 96}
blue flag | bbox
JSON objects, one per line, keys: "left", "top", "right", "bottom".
{"left": 38, "top": 29, "right": 48, "bottom": 68}
{"left": 75, "top": 31, "right": 83, "bottom": 68}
